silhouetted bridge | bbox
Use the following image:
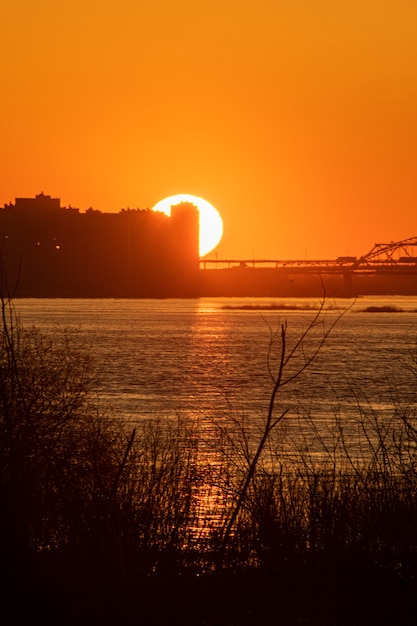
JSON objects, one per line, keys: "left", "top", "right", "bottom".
{"left": 200, "top": 236, "right": 417, "bottom": 275}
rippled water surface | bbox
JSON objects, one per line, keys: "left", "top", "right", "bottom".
{"left": 13, "top": 296, "right": 417, "bottom": 457}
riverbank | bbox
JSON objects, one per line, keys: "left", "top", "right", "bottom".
{"left": 11, "top": 559, "right": 416, "bottom": 625}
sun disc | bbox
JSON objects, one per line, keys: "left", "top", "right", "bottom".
{"left": 152, "top": 194, "right": 223, "bottom": 256}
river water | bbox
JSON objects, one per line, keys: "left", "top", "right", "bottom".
{"left": 13, "top": 295, "right": 417, "bottom": 463}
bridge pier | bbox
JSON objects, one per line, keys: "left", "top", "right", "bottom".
{"left": 342, "top": 270, "right": 353, "bottom": 298}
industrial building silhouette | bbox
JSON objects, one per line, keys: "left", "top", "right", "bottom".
{"left": 0, "top": 194, "right": 199, "bottom": 297}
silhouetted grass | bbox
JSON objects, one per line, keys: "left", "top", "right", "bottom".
{"left": 1, "top": 296, "right": 417, "bottom": 624}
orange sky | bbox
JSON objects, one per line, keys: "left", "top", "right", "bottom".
{"left": 1, "top": 0, "right": 416, "bottom": 259}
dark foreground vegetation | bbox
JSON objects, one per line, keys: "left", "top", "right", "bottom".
{"left": 1, "top": 298, "right": 417, "bottom": 625}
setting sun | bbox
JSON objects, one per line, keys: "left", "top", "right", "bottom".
{"left": 152, "top": 194, "right": 223, "bottom": 257}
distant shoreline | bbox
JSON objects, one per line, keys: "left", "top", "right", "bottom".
{"left": 221, "top": 303, "right": 416, "bottom": 313}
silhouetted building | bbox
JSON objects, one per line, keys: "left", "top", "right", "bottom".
{"left": 0, "top": 194, "right": 199, "bottom": 297}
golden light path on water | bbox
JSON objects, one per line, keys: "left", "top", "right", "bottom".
{"left": 152, "top": 194, "right": 223, "bottom": 257}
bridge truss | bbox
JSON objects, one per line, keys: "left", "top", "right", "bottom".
{"left": 353, "top": 236, "right": 417, "bottom": 272}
